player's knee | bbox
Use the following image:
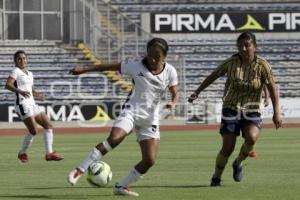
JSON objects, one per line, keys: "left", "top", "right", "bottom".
{"left": 106, "top": 138, "right": 120, "bottom": 148}
{"left": 143, "top": 157, "right": 156, "bottom": 167}
{"left": 107, "top": 133, "right": 126, "bottom": 148}
{"left": 45, "top": 123, "right": 53, "bottom": 129}
{"left": 29, "top": 129, "right": 38, "bottom": 136}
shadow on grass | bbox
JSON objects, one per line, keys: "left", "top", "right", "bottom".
{"left": 134, "top": 184, "right": 209, "bottom": 188}
{"left": 0, "top": 194, "right": 110, "bottom": 199}
{"left": 25, "top": 184, "right": 209, "bottom": 190}
{"left": 24, "top": 186, "right": 93, "bottom": 189}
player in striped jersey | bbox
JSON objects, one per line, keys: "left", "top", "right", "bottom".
{"left": 223, "top": 80, "right": 270, "bottom": 158}
{"left": 188, "top": 32, "right": 282, "bottom": 186}
{"left": 5, "top": 50, "right": 63, "bottom": 163}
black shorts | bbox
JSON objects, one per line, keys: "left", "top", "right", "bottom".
{"left": 220, "top": 108, "right": 262, "bottom": 136}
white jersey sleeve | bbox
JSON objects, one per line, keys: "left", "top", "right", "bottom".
{"left": 9, "top": 68, "right": 19, "bottom": 80}
{"left": 120, "top": 58, "right": 139, "bottom": 77}
{"left": 168, "top": 66, "right": 178, "bottom": 87}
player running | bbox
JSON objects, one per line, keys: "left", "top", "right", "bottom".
{"left": 67, "top": 38, "right": 178, "bottom": 196}
{"left": 188, "top": 32, "right": 282, "bottom": 186}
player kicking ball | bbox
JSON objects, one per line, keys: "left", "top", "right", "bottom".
{"left": 67, "top": 38, "right": 178, "bottom": 196}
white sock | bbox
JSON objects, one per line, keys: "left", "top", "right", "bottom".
{"left": 117, "top": 168, "right": 143, "bottom": 187}
{"left": 78, "top": 148, "right": 102, "bottom": 172}
{"left": 20, "top": 133, "right": 34, "bottom": 154}
{"left": 44, "top": 129, "right": 53, "bottom": 154}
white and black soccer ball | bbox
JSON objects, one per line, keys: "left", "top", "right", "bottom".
{"left": 86, "top": 161, "right": 112, "bottom": 187}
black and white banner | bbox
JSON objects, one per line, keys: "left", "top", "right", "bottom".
{"left": 151, "top": 12, "right": 300, "bottom": 33}
{"left": 0, "top": 102, "right": 123, "bottom": 122}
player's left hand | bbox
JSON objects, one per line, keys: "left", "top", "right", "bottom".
{"left": 272, "top": 113, "right": 282, "bottom": 129}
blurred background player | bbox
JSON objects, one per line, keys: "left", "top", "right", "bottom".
{"left": 188, "top": 32, "right": 282, "bottom": 186}
{"left": 67, "top": 38, "right": 179, "bottom": 196}
{"left": 5, "top": 50, "right": 63, "bottom": 163}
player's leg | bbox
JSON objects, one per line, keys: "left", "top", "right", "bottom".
{"left": 135, "top": 138, "right": 159, "bottom": 174}
{"left": 18, "top": 116, "right": 38, "bottom": 163}
{"left": 232, "top": 124, "right": 260, "bottom": 182}
{"left": 114, "top": 124, "right": 159, "bottom": 196}
{"left": 232, "top": 112, "right": 261, "bottom": 182}
{"left": 211, "top": 133, "right": 237, "bottom": 186}
{"left": 114, "top": 138, "right": 159, "bottom": 197}
{"left": 34, "top": 111, "right": 63, "bottom": 161}
{"left": 67, "top": 110, "right": 133, "bottom": 186}
{"left": 67, "top": 127, "right": 128, "bottom": 185}
{"left": 211, "top": 108, "right": 239, "bottom": 186}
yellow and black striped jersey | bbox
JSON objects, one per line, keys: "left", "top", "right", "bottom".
{"left": 214, "top": 54, "right": 274, "bottom": 113}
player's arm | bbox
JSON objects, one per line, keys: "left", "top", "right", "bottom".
{"left": 165, "top": 85, "right": 179, "bottom": 110}
{"left": 266, "top": 81, "right": 282, "bottom": 129}
{"left": 222, "top": 79, "right": 230, "bottom": 102}
{"left": 188, "top": 68, "right": 226, "bottom": 103}
{"left": 5, "top": 77, "right": 31, "bottom": 98}
{"left": 263, "top": 85, "right": 270, "bottom": 107}
{"left": 32, "top": 87, "right": 45, "bottom": 101}
{"left": 70, "top": 63, "right": 121, "bottom": 75}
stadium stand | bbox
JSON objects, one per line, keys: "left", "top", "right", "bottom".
{"left": 1, "top": 0, "right": 299, "bottom": 123}
{"left": 102, "top": 1, "right": 300, "bottom": 99}
{"left": 98, "top": 0, "right": 300, "bottom": 122}
{"left": 0, "top": 40, "right": 129, "bottom": 104}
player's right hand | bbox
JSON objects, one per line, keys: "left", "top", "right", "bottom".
{"left": 188, "top": 92, "right": 198, "bottom": 103}
{"left": 69, "top": 66, "right": 85, "bottom": 75}
{"left": 20, "top": 90, "right": 31, "bottom": 98}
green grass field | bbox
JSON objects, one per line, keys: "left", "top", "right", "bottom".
{"left": 0, "top": 128, "right": 299, "bottom": 200}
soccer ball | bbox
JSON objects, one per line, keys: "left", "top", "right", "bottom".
{"left": 86, "top": 161, "right": 112, "bottom": 187}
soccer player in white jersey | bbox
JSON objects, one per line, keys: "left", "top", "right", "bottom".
{"left": 5, "top": 50, "right": 63, "bottom": 163}
{"left": 67, "top": 38, "right": 179, "bottom": 196}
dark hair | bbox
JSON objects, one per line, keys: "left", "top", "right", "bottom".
{"left": 237, "top": 31, "right": 257, "bottom": 46}
{"left": 14, "top": 50, "right": 27, "bottom": 63}
{"left": 147, "top": 38, "right": 169, "bottom": 56}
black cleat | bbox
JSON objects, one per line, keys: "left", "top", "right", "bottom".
{"left": 232, "top": 160, "right": 243, "bottom": 182}
{"left": 210, "top": 177, "right": 222, "bottom": 187}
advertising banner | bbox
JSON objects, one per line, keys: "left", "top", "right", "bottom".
{"left": 151, "top": 12, "right": 300, "bottom": 33}
{"left": 0, "top": 102, "right": 123, "bottom": 123}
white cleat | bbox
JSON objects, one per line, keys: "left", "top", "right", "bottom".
{"left": 113, "top": 185, "right": 139, "bottom": 197}
{"left": 67, "top": 168, "right": 83, "bottom": 186}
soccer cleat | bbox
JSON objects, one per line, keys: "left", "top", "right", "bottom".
{"left": 249, "top": 151, "right": 257, "bottom": 158}
{"left": 113, "top": 184, "right": 139, "bottom": 197}
{"left": 67, "top": 168, "right": 83, "bottom": 186}
{"left": 45, "top": 152, "right": 64, "bottom": 161}
{"left": 210, "top": 177, "right": 222, "bottom": 187}
{"left": 18, "top": 152, "right": 29, "bottom": 163}
{"left": 232, "top": 160, "right": 243, "bottom": 182}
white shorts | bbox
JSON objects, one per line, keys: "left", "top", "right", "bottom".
{"left": 15, "top": 104, "right": 43, "bottom": 121}
{"left": 113, "top": 110, "right": 160, "bottom": 142}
